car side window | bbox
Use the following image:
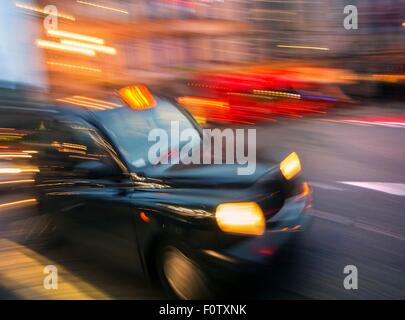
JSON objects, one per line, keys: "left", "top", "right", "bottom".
{"left": 43, "top": 118, "right": 122, "bottom": 178}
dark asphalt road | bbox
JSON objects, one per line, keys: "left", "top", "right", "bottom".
{"left": 255, "top": 110, "right": 405, "bottom": 299}
{"left": 0, "top": 105, "right": 404, "bottom": 299}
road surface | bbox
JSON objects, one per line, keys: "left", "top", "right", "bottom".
{"left": 0, "top": 104, "right": 404, "bottom": 299}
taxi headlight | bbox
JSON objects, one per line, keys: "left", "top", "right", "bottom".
{"left": 280, "top": 152, "right": 302, "bottom": 180}
{"left": 215, "top": 202, "right": 265, "bottom": 236}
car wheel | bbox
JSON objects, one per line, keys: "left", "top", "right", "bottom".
{"left": 157, "top": 243, "right": 213, "bottom": 300}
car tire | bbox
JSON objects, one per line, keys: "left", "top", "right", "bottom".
{"left": 156, "top": 241, "right": 214, "bottom": 300}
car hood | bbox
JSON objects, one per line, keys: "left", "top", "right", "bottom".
{"left": 140, "top": 161, "right": 279, "bottom": 189}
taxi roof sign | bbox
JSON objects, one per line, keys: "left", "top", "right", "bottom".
{"left": 118, "top": 85, "right": 156, "bottom": 110}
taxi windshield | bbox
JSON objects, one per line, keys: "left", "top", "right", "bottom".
{"left": 98, "top": 98, "right": 200, "bottom": 170}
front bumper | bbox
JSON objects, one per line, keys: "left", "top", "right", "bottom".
{"left": 199, "top": 193, "right": 312, "bottom": 275}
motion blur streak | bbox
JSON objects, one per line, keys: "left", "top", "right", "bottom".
{"left": 178, "top": 97, "right": 230, "bottom": 109}
{"left": 56, "top": 98, "right": 113, "bottom": 110}
{"left": 0, "top": 154, "right": 32, "bottom": 159}
{"left": 0, "top": 168, "right": 23, "bottom": 174}
{"left": 47, "top": 62, "right": 102, "bottom": 73}
{"left": 203, "top": 250, "right": 236, "bottom": 263}
{"left": 0, "top": 179, "right": 34, "bottom": 185}
{"left": 253, "top": 90, "right": 301, "bottom": 99}
{"left": 15, "top": 2, "right": 76, "bottom": 21}
{"left": 72, "top": 96, "right": 121, "bottom": 107}
{"left": 276, "top": 45, "right": 330, "bottom": 51}
{"left": 36, "top": 40, "right": 96, "bottom": 56}
{"left": 60, "top": 40, "right": 117, "bottom": 55}
{"left": 0, "top": 168, "right": 39, "bottom": 174}
{"left": 0, "top": 199, "right": 37, "bottom": 210}
{"left": 62, "top": 143, "right": 87, "bottom": 151}
{"left": 76, "top": 0, "right": 129, "bottom": 14}
{"left": 47, "top": 30, "right": 104, "bottom": 45}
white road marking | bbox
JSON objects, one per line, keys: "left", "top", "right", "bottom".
{"left": 321, "top": 119, "right": 371, "bottom": 126}
{"left": 377, "top": 122, "right": 405, "bottom": 128}
{"left": 338, "top": 120, "right": 372, "bottom": 127}
{"left": 309, "top": 180, "right": 405, "bottom": 196}
{"left": 353, "top": 222, "right": 405, "bottom": 242}
{"left": 309, "top": 209, "right": 405, "bottom": 242}
{"left": 309, "top": 209, "right": 352, "bottom": 225}
{"left": 339, "top": 182, "right": 405, "bottom": 196}
{"left": 321, "top": 119, "right": 405, "bottom": 128}
{"left": 309, "top": 181, "right": 345, "bottom": 191}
